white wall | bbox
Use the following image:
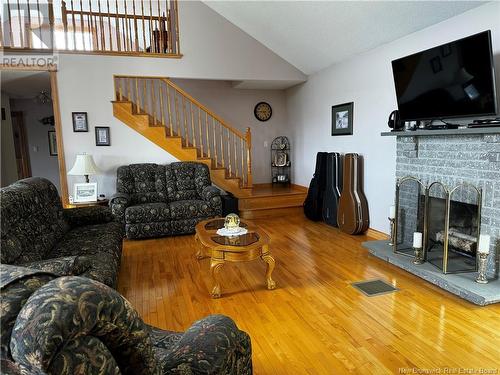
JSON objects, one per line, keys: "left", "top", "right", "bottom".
{"left": 171, "top": 79, "right": 288, "bottom": 183}
{"left": 1, "top": 93, "right": 18, "bottom": 187}
{"left": 58, "top": 0, "right": 303, "bottom": 198}
{"left": 10, "top": 99, "right": 61, "bottom": 191}
{"left": 286, "top": 2, "right": 500, "bottom": 234}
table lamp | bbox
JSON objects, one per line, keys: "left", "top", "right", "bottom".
{"left": 68, "top": 154, "right": 99, "bottom": 183}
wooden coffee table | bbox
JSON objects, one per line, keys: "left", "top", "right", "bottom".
{"left": 195, "top": 218, "right": 276, "bottom": 298}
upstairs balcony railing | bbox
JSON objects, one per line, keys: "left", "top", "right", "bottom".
{"left": 0, "top": 0, "right": 180, "bottom": 57}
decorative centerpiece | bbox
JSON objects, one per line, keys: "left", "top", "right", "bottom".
{"left": 216, "top": 213, "right": 248, "bottom": 237}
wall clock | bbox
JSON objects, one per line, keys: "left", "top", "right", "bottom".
{"left": 254, "top": 102, "right": 272, "bottom": 122}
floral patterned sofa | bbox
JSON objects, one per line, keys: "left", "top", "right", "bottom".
{"left": 0, "top": 177, "right": 123, "bottom": 288}
{"left": 110, "top": 162, "right": 222, "bottom": 239}
{"left": 0, "top": 264, "right": 252, "bottom": 375}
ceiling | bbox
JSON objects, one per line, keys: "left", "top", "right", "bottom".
{"left": 1, "top": 70, "right": 51, "bottom": 98}
{"left": 204, "top": 1, "right": 487, "bottom": 75}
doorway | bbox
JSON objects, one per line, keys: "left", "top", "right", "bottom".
{"left": 11, "top": 111, "right": 32, "bottom": 179}
{"left": 1, "top": 68, "right": 68, "bottom": 203}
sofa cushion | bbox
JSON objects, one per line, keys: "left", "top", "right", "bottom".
{"left": 125, "top": 222, "right": 171, "bottom": 240}
{"left": 0, "top": 178, "right": 68, "bottom": 264}
{"left": 165, "top": 162, "right": 211, "bottom": 202}
{"left": 170, "top": 200, "right": 214, "bottom": 220}
{"left": 48, "top": 222, "right": 123, "bottom": 287}
{"left": 125, "top": 203, "right": 170, "bottom": 224}
{"left": 116, "top": 164, "right": 167, "bottom": 204}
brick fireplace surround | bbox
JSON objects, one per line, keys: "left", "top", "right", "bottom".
{"left": 364, "top": 130, "right": 500, "bottom": 305}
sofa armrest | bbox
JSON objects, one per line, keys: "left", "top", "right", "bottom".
{"left": 10, "top": 276, "right": 160, "bottom": 375}
{"left": 160, "top": 314, "right": 252, "bottom": 374}
{"left": 201, "top": 186, "right": 222, "bottom": 215}
{"left": 63, "top": 206, "right": 113, "bottom": 227}
{"left": 20, "top": 256, "right": 91, "bottom": 277}
{"left": 109, "top": 193, "right": 131, "bottom": 223}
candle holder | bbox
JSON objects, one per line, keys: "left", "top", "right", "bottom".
{"left": 388, "top": 217, "right": 396, "bottom": 246}
{"left": 413, "top": 246, "right": 424, "bottom": 265}
{"left": 476, "top": 252, "right": 489, "bottom": 284}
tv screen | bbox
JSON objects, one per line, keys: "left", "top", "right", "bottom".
{"left": 391, "top": 31, "right": 497, "bottom": 121}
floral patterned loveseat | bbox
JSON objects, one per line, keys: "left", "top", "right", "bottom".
{"left": 0, "top": 264, "right": 252, "bottom": 375}
{"left": 110, "top": 162, "right": 222, "bottom": 239}
{"left": 0, "top": 177, "right": 123, "bottom": 288}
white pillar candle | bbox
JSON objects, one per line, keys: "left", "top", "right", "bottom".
{"left": 413, "top": 232, "right": 423, "bottom": 248}
{"left": 478, "top": 234, "right": 491, "bottom": 254}
{"left": 389, "top": 205, "right": 396, "bottom": 219}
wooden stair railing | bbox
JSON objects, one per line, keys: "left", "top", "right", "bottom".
{"left": 0, "top": 0, "right": 180, "bottom": 57}
{"left": 113, "top": 75, "right": 253, "bottom": 189}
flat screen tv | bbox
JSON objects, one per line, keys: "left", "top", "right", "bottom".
{"left": 391, "top": 30, "right": 497, "bottom": 121}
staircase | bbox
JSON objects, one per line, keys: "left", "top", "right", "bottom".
{"left": 112, "top": 75, "right": 307, "bottom": 217}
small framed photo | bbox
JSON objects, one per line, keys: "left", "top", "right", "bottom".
{"left": 48, "top": 130, "right": 58, "bottom": 156}
{"left": 72, "top": 112, "right": 88, "bottom": 132}
{"left": 331, "top": 102, "right": 354, "bottom": 136}
{"left": 74, "top": 182, "right": 98, "bottom": 203}
{"left": 95, "top": 126, "right": 110, "bottom": 146}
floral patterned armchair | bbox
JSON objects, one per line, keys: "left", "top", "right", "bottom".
{"left": 110, "top": 162, "right": 222, "bottom": 239}
{"left": 0, "top": 264, "right": 252, "bottom": 375}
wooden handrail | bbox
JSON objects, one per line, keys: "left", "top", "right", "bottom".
{"left": 0, "top": 0, "right": 180, "bottom": 57}
{"left": 113, "top": 75, "right": 253, "bottom": 188}
{"left": 161, "top": 78, "right": 246, "bottom": 139}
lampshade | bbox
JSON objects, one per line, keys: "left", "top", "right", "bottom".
{"left": 68, "top": 154, "right": 99, "bottom": 176}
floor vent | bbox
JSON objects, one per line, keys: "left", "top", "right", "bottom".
{"left": 351, "top": 279, "right": 398, "bottom": 297}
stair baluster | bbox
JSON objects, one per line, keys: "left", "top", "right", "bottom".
{"left": 190, "top": 102, "right": 196, "bottom": 147}
{"left": 182, "top": 97, "right": 188, "bottom": 147}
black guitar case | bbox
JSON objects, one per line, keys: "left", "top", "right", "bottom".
{"left": 322, "top": 152, "right": 343, "bottom": 226}
{"left": 304, "top": 152, "right": 328, "bottom": 221}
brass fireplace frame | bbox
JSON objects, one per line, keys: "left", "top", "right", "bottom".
{"left": 394, "top": 176, "right": 428, "bottom": 258}
{"left": 394, "top": 177, "right": 482, "bottom": 274}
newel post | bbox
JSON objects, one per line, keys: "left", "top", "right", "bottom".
{"left": 245, "top": 127, "right": 253, "bottom": 187}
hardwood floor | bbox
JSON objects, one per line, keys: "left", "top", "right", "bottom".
{"left": 118, "top": 214, "right": 500, "bottom": 374}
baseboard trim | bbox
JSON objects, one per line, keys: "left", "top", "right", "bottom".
{"left": 366, "top": 228, "right": 389, "bottom": 240}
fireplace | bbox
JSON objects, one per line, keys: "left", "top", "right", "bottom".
{"left": 394, "top": 177, "right": 482, "bottom": 274}
{"left": 425, "top": 196, "right": 479, "bottom": 273}
{"left": 363, "top": 133, "right": 499, "bottom": 305}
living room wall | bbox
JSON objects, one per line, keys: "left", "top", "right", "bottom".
{"left": 286, "top": 2, "right": 500, "bottom": 234}
{"left": 57, "top": 0, "right": 303, "bottom": 199}
{"left": 171, "top": 79, "right": 289, "bottom": 183}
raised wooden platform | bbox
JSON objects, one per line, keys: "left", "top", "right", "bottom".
{"left": 238, "top": 183, "right": 307, "bottom": 219}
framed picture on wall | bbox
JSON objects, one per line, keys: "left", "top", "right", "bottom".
{"left": 72, "top": 112, "right": 89, "bottom": 132}
{"left": 331, "top": 102, "right": 354, "bottom": 136}
{"left": 48, "top": 130, "right": 58, "bottom": 156}
{"left": 74, "top": 182, "right": 98, "bottom": 202}
{"left": 95, "top": 126, "right": 110, "bottom": 146}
